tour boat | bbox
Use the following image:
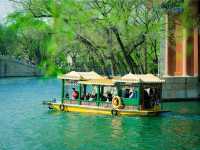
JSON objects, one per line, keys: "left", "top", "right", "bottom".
{"left": 48, "top": 71, "right": 168, "bottom": 116}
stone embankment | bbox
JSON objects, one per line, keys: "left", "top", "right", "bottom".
{"left": 0, "top": 55, "right": 42, "bottom": 77}
{"left": 162, "top": 76, "right": 200, "bottom": 100}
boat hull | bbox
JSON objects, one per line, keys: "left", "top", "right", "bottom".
{"left": 48, "top": 103, "right": 166, "bottom": 116}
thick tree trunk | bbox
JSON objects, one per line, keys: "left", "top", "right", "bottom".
{"left": 116, "top": 52, "right": 129, "bottom": 74}
{"left": 144, "top": 41, "right": 147, "bottom": 73}
{"left": 109, "top": 52, "right": 119, "bottom": 75}
{"left": 111, "top": 27, "right": 137, "bottom": 73}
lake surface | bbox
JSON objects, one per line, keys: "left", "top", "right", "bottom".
{"left": 0, "top": 77, "right": 200, "bottom": 150}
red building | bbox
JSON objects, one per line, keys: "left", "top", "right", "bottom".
{"left": 161, "top": 0, "right": 200, "bottom": 99}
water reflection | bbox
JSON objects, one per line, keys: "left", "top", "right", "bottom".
{"left": 163, "top": 101, "right": 200, "bottom": 114}
{"left": 111, "top": 117, "right": 123, "bottom": 139}
{"left": 0, "top": 78, "right": 200, "bottom": 150}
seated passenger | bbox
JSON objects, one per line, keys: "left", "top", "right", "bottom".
{"left": 80, "top": 95, "right": 85, "bottom": 100}
{"left": 89, "top": 94, "right": 96, "bottom": 101}
{"left": 65, "top": 93, "right": 69, "bottom": 99}
{"left": 144, "top": 89, "right": 151, "bottom": 108}
{"left": 154, "top": 89, "right": 160, "bottom": 105}
{"left": 129, "top": 91, "right": 133, "bottom": 98}
{"left": 93, "top": 94, "right": 97, "bottom": 100}
{"left": 129, "top": 89, "right": 137, "bottom": 99}
{"left": 107, "top": 92, "right": 112, "bottom": 102}
{"left": 149, "top": 88, "right": 154, "bottom": 98}
{"left": 72, "top": 88, "right": 79, "bottom": 100}
{"left": 100, "top": 94, "right": 107, "bottom": 101}
{"left": 149, "top": 88, "right": 154, "bottom": 107}
{"left": 125, "top": 89, "right": 130, "bottom": 98}
{"left": 85, "top": 93, "right": 90, "bottom": 100}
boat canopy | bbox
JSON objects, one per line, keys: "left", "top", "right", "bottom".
{"left": 58, "top": 71, "right": 164, "bottom": 83}
{"left": 58, "top": 71, "right": 105, "bottom": 80}
{"left": 115, "top": 73, "right": 165, "bottom": 83}
{"left": 78, "top": 79, "right": 115, "bottom": 86}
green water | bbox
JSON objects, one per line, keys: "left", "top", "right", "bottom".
{"left": 0, "top": 78, "right": 200, "bottom": 150}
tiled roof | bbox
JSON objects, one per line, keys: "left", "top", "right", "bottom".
{"left": 58, "top": 71, "right": 105, "bottom": 80}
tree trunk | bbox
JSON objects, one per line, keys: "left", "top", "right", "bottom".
{"left": 111, "top": 27, "right": 137, "bottom": 73}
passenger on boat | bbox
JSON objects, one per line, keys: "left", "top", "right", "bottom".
{"left": 129, "top": 89, "right": 136, "bottom": 99}
{"left": 143, "top": 89, "right": 151, "bottom": 108}
{"left": 154, "top": 89, "right": 160, "bottom": 105}
{"left": 72, "top": 88, "right": 79, "bottom": 100}
{"left": 85, "top": 93, "right": 90, "bottom": 100}
{"left": 89, "top": 97, "right": 93, "bottom": 101}
{"left": 89, "top": 94, "right": 97, "bottom": 101}
{"left": 149, "top": 88, "right": 154, "bottom": 107}
{"left": 125, "top": 89, "right": 130, "bottom": 98}
{"left": 100, "top": 94, "right": 107, "bottom": 101}
{"left": 80, "top": 95, "right": 85, "bottom": 100}
{"left": 107, "top": 92, "right": 112, "bottom": 102}
{"left": 93, "top": 94, "right": 97, "bottom": 100}
{"left": 65, "top": 93, "right": 69, "bottom": 99}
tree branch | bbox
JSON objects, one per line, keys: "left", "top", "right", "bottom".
{"left": 111, "top": 27, "right": 138, "bottom": 73}
{"left": 127, "top": 33, "right": 145, "bottom": 55}
{"left": 76, "top": 33, "right": 110, "bottom": 75}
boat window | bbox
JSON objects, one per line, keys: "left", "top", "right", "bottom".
{"left": 143, "top": 86, "right": 161, "bottom": 109}
{"left": 120, "top": 86, "right": 138, "bottom": 99}
{"left": 102, "top": 86, "right": 117, "bottom": 102}
{"left": 80, "top": 85, "right": 97, "bottom": 101}
{"left": 65, "top": 80, "right": 79, "bottom": 100}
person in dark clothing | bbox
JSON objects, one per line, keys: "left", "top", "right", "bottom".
{"left": 125, "top": 89, "right": 130, "bottom": 98}
{"left": 107, "top": 93, "right": 112, "bottom": 101}
{"left": 65, "top": 93, "right": 69, "bottom": 99}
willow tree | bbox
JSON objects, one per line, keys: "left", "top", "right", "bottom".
{"left": 8, "top": 0, "right": 165, "bottom": 75}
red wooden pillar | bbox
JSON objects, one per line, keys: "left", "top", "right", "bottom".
{"left": 167, "top": 15, "right": 176, "bottom": 76}
{"left": 175, "top": 19, "right": 184, "bottom": 76}
{"left": 198, "top": 30, "right": 200, "bottom": 76}
{"left": 186, "top": 28, "right": 194, "bottom": 75}
{"left": 193, "top": 28, "right": 199, "bottom": 76}
{"left": 166, "top": 1, "right": 199, "bottom": 77}
{"left": 167, "top": 15, "right": 184, "bottom": 76}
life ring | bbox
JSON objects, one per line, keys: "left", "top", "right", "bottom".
{"left": 60, "top": 104, "right": 65, "bottom": 111}
{"left": 111, "top": 109, "right": 118, "bottom": 116}
{"left": 112, "top": 96, "right": 123, "bottom": 109}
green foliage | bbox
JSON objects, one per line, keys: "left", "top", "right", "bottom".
{"left": 1, "top": 0, "right": 171, "bottom": 75}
